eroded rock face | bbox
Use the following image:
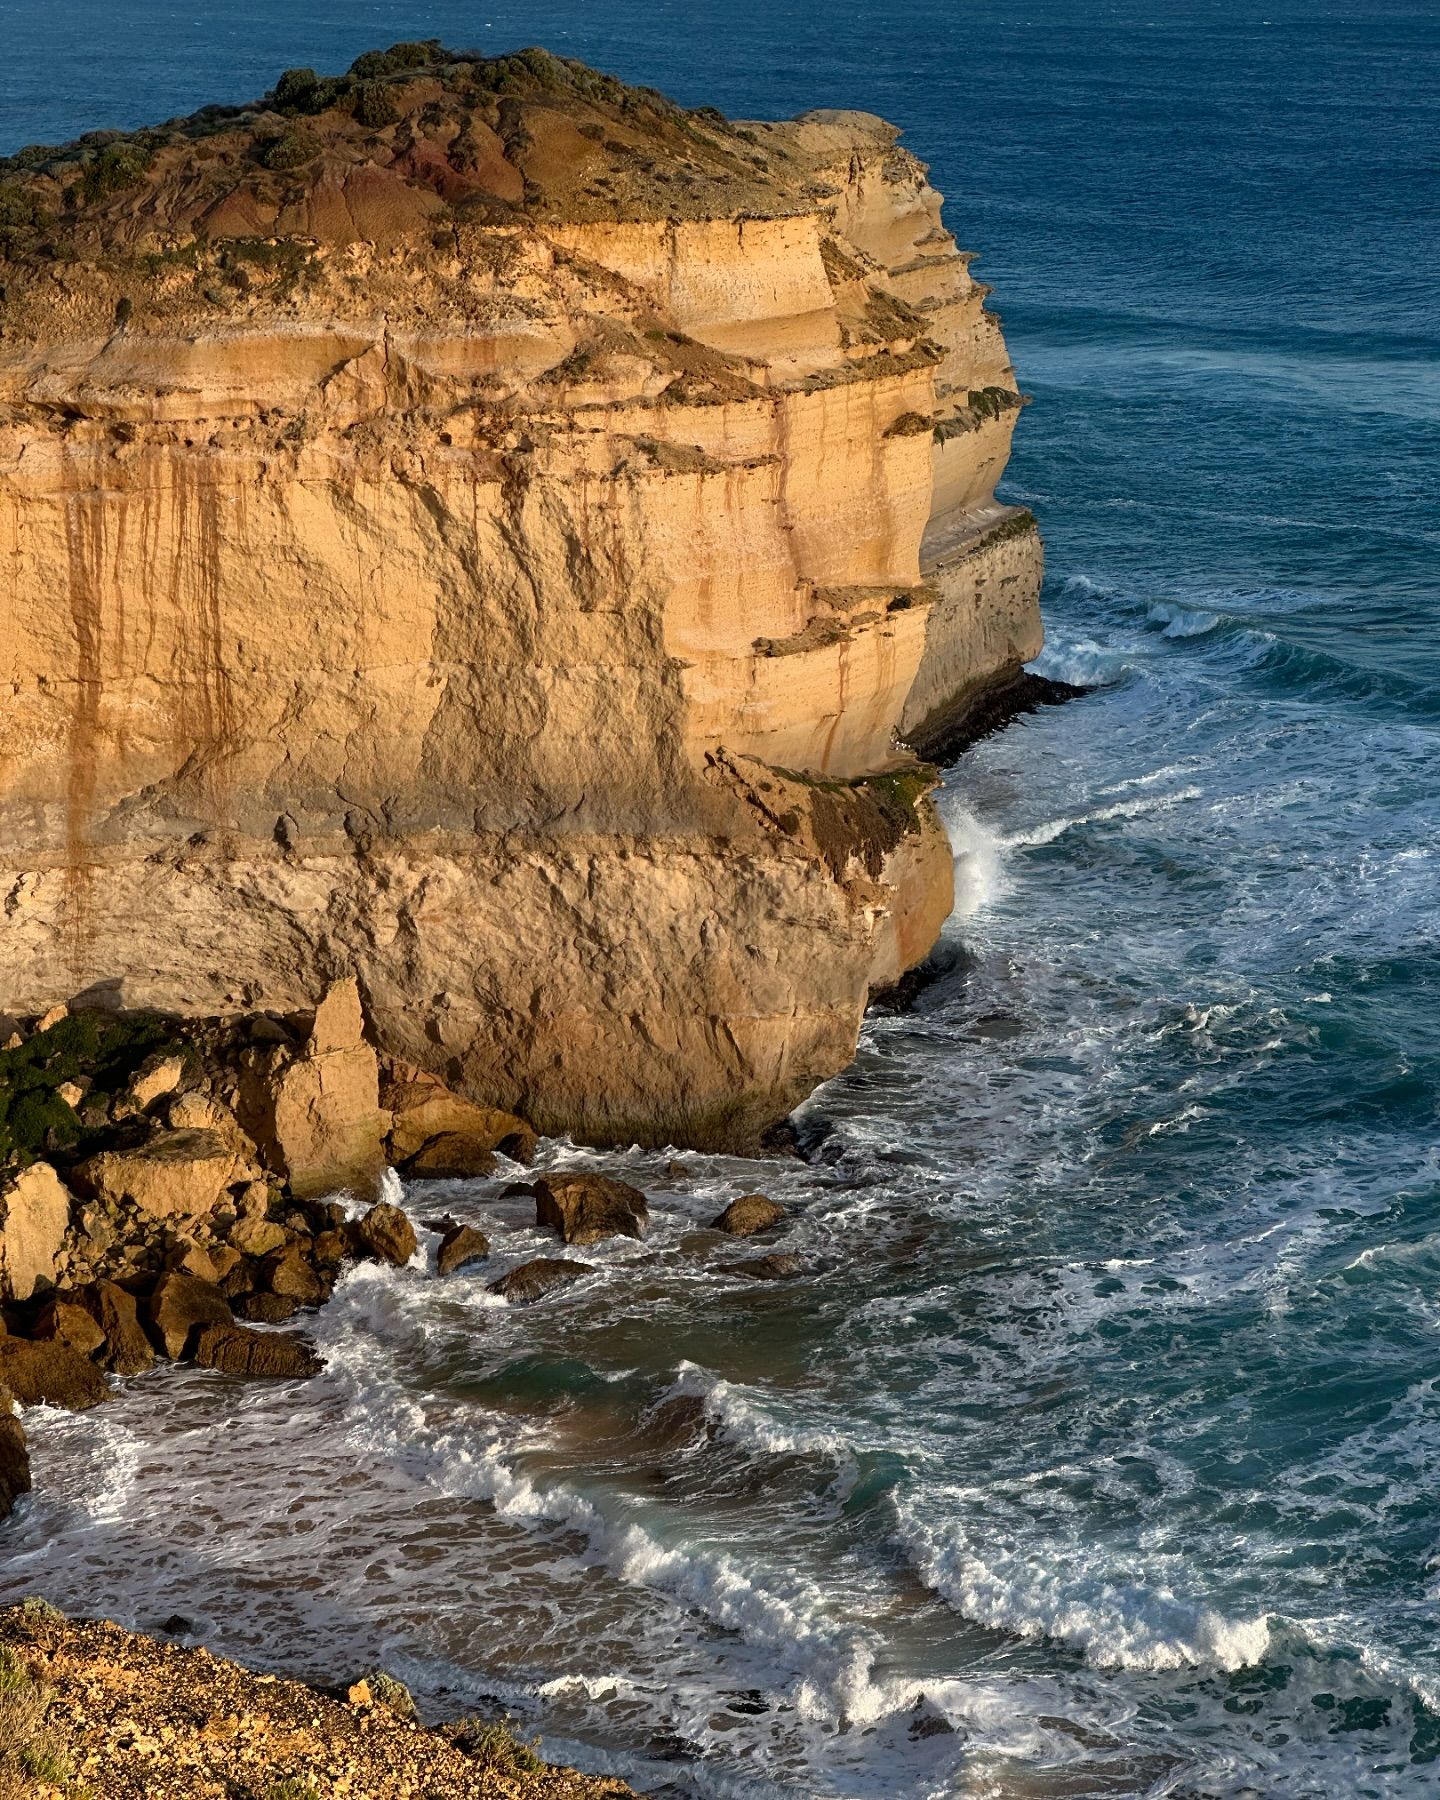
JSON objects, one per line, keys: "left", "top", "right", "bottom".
{"left": 0, "top": 47, "right": 1043, "bottom": 1150}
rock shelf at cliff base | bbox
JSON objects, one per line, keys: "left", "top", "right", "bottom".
{"left": 0, "top": 41, "right": 1044, "bottom": 1152}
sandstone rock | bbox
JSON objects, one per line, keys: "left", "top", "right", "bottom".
{"left": 384, "top": 1062, "right": 537, "bottom": 1169}
{"left": 354, "top": 1202, "right": 417, "bottom": 1268}
{"left": 74, "top": 1281, "right": 155, "bottom": 1375}
{"left": 727, "top": 1252, "right": 803, "bottom": 1281}
{"left": 435, "top": 1224, "right": 490, "bottom": 1278}
{"left": 168, "top": 1239, "right": 222, "bottom": 1284}
{"left": 206, "top": 1244, "right": 243, "bottom": 1284}
{"left": 262, "top": 1247, "right": 327, "bottom": 1306}
{"left": 229, "top": 1216, "right": 287, "bottom": 1258}
{"left": 0, "top": 1337, "right": 110, "bottom": 1409}
{"left": 236, "top": 1291, "right": 299, "bottom": 1324}
{"left": 0, "top": 65, "right": 1038, "bottom": 1152}
{"left": 31, "top": 1299, "right": 107, "bottom": 1361}
{"left": 218, "top": 1257, "right": 259, "bottom": 1301}
{"left": 166, "top": 1091, "right": 263, "bottom": 1176}
{"left": 534, "top": 1174, "right": 649, "bottom": 1247}
{"left": 35, "top": 1004, "right": 68, "bottom": 1033}
{"left": 191, "top": 1323, "right": 322, "bottom": 1379}
{"left": 0, "top": 1162, "right": 72, "bottom": 1302}
{"left": 73, "top": 1130, "right": 240, "bottom": 1225}
{"left": 403, "top": 1132, "right": 497, "bottom": 1180}
{"left": 0, "top": 1385, "right": 29, "bottom": 1517}
{"left": 312, "top": 1228, "right": 348, "bottom": 1267}
{"left": 243, "top": 978, "right": 387, "bottom": 1202}
{"left": 145, "top": 1273, "right": 232, "bottom": 1360}
{"left": 712, "top": 1194, "right": 787, "bottom": 1236}
{"left": 488, "top": 1258, "right": 590, "bottom": 1304}
{"left": 56, "top": 1079, "right": 85, "bottom": 1108}
{"left": 130, "top": 1053, "right": 185, "bottom": 1110}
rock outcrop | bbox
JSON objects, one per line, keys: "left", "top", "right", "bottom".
{"left": 0, "top": 44, "right": 1044, "bottom": 1149}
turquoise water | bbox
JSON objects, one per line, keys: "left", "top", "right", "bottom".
{"left": 3, "top": 3, "right": 1439, "bottom": 1794}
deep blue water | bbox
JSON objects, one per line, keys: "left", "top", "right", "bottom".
{"left": 3, "top": 3, "right": 1439, "bottom": 1795}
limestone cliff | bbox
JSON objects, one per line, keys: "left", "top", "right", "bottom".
{"left": 0, "top": 44, "right": 1043, "bottom": 1149}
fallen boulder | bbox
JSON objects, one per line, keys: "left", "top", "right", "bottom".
{"left": 73, "top": 1128, "right": 240, "bottom": 1225}
{"left": 0, "top": 1336, "right": 110, "bottom": 1409}
{"left": 74, "top": 1280, "right": 155, "bottom": 1375}
{"left": 0, "top": 1161, "right": 72, "bottom": 1302}
{"left": 238, "top": 978, "right": 387, "bottom": 1202}
{"left": 262, "top": 1246, "right": 327, "bottom": 1305}
{"left": 355, "top": 1201, "right": 417, "bottom": 1267}
{"left": 535, "top": 1173, "right": 648, "bottom": 1247}
{"left": 236, "top": 1292, "right": 299, "bottom": 1324}
{"left": 383, "top": 1061, "right": 537, "bottom": 1169}
{"left": 488, "top": 1257, "right": 589, "bottom": 1304}
{"left": 712, "top": 1194, "right": 786, "bottom": 1237}
{"left": 145, "top": 1272, "right": 232, "bottom": 1360}
{"left": 31, "top": 1298, "right": 108, "bottom": 1361}
{"left": 191, "top": 1322, "right": 322, "bottom": 1379}
{"left": 435, "top": 1223, "right": 490, "bottom": 1278}
{"left": 403, "top": 1132, "right": 498, "bottom": 1179}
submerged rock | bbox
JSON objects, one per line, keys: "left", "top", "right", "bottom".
{"left": 488, "top": 1258, "right": 590, "bottom": 1304}
{"left": 711, "top": 1193, "right": 786, "bottom": 1236}
{"left": 535, "top": 1173, "right": 649, "bottom": 1247}
{"left": 727, "top": 1252, "right": 803, "bottom": 1282}
{"left": 435, "top": 1224, "right": 490, "bottom": 1277}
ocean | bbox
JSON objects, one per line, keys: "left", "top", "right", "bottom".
{"left": 3, "top": 1, "right": 1438, "bottom": 1794}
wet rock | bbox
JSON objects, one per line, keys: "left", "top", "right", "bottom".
{"left": 311, "top": 1228, "right": 348, "bottom": 1267}
{"left": 0, "top": 1336, "right": 110, "bottom": 1409}
{"left": 263, "top": 1246, "right": 327, "bottom": 1305}
{"left": 191, "top": 1322, "right": 322, "bottom": 1379}
{"left": 236, "top": 1291, "right": 299, "bottom": 1324}
{"left": 435, "top": 1223, "right": 490, "bottom": 1277}
{"left": 727, "top": 1252, "right": 803, "bottom": 1281}
{"left": 0, "top": 1384, "right": 29, "bottom": 1517}
{"left": 0, "top": 1161, "right": 73, "bottom": 1302}
{"left": 711, "top": 1193, "right": 786, "bottom": 1236}
{"left": 74, "top": 1280, "right": 154, "bottom": 1375}
{"left": 534, "top": 1173, "right": 648, "bottom": 1247}
{"left": 355, "top": 1201, "right": 417, "bottom": 1267}
{"left": 403, "top": 1132, "right": 497, "bottom": 1179}
{"left": 31, "top": 1298, "right": 107, "bottom": 1361}
{"left": 145, "top": 1272, "right": 232, "bottom": 1360}
{"left": 487, "top": 1257, "right": 590, "bottom": 1304}
{"left": 73, "top": 1128, "right": 242, "bottom": 1225}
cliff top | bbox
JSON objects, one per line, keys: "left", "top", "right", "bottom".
{"left": 0, "top": 41, "right": 899, "bottom": 263}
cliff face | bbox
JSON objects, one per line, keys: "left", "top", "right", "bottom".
{"left": 0, "top": 46, "right": 1043, "bottom": 1149}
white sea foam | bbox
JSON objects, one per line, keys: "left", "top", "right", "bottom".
{"left": 892, "top": 1495, "right": 1272, "bottom": 1673}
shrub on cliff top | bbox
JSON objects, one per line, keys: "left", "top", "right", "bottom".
{"left": 76, "top": 140, "right": 151, "bottom": 206}
{"left": 451, "top": 1715, "right": 545, "bottom": 1776}
{"left": 351, "top": 82, "right": 399, "bottom": 131}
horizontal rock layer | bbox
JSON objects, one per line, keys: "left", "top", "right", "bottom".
{"left": 0, "top": 48, "right": 1043, "bottom": 1147}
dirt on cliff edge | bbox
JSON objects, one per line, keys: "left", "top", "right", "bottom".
{"left": 0, "top": 40, "right": 872, "bottom": 339}
{"left": 0, "top": 1603, "right": 640, "bottom": 1800}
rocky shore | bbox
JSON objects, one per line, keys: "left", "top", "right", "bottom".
{"left": 0, "top": 1601, "right": 638, "bottom": 1798}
